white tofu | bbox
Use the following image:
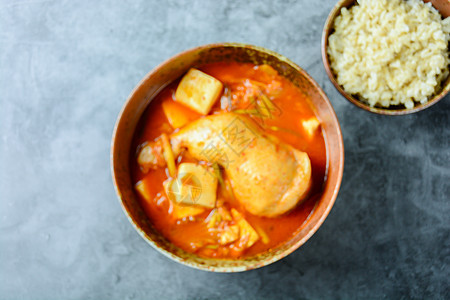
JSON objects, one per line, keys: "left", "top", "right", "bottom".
{"left": 138, "top": 176, "right": 204, "bottom": 220}
{"left": 301, "top": 117, "right": 321, "bottom": 139}
{"left": 175, "top": 68, "right": 223, "bottom": 115}
{"left": 163, "top": 163, "right": 218, "bottom": 209}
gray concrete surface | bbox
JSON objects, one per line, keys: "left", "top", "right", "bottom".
{"left": 1, "top": 0, "right": 449, "bottom": 299}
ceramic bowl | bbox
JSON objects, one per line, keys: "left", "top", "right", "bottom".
{"left": 322, "top": 0, "right": 450, "bottom": 115}
{"left": 111, "top": 43, "right": 344, "bottom": 272}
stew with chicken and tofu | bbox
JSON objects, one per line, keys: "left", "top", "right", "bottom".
{"left": 131, "top": 62, "right": 327, "bottom": 258}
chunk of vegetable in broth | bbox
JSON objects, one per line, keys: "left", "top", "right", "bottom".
{"left": 219, "top": 225, "right": 240, "bottom": 245}
{"left": 171, "top": 203, "right": 204, "bottom": 220}
{"left": 175, "top": 68, "right": 223, "bottom": 115}
{"left": 301, "top": 117, "right": 321, "bottom": 139}
{"left": 164, "top": 163, "right": 218, "bottom": 209}
{"left": 135, "top": 180, "right": 152, "bottom": 201}
{"left": 206, "top": 206, "right": 232, "bottom": 228}
{"left": 231, "top": 209, "right": 259, "bottom": 248}
{"left": 162, "top": 99, "right": 197, "bottom": 129}
{"left": 136, "top": 175, "right": 204, "bottom": 220}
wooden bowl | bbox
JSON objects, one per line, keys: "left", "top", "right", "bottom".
{"left": 322, "top": 0, "right": 450, "bottom": 115}
{"left": 111, "top": 43, "right": 344, "bottom": 272}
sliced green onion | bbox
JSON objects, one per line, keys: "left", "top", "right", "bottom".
{"left": 161, "top": 133, "right": 176, "bottom": 178}
{"left": 255, "top": 226, "right": 270, "bottom": 244}
{"left": 204, "top": 244, "right": 219, "bottom": 249}
{"left": 212, "top": 162, "right": 226, "bottom": 191}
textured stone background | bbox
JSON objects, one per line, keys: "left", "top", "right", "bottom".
{"left": 1, "top": 0, "right": 449, "bottom": 299}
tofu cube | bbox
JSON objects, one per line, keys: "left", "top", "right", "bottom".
{"left": 175, "top": 68, "right": 223, "bottom": 115}
{"left": 301, "top": 117, "right": 321, "bottom": 139}
{"left": 163, "top": 163, "right": 218, "bottom": 209}
{"left": 163, "top": 180, "right": 205, "bottom": 219}
{"left": 231, "top": 209, "right": 259, "bottom": 248}
{"left": 163, "top": 179, "right": 183, "bottom": 204}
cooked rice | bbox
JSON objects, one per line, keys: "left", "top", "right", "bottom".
{"left": 327, "top": 0, "right": 450, "bottom": 108}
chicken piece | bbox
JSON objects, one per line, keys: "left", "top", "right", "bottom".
{"left": 137, "top": 143, "right": 165, "bottom": 173}
{"left": 171, "top": 113, "right": 311, "bottom": 217}
{"left": 138, "top": 112, "right": 312, "bottom": 217}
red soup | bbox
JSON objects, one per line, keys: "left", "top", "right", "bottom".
{"left": 131, "top": 62, "right": 327, "bottom": 259}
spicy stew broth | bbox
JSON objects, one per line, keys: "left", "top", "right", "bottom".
{"left": 130, "top": 62, "right": 327, "bottom": 258}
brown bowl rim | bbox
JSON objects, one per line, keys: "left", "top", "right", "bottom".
{"left": 111, "top": 42, "right": 344, "bottom": 272}
{"left": 321, "top": 0, "right": 450, "bottom": 115}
